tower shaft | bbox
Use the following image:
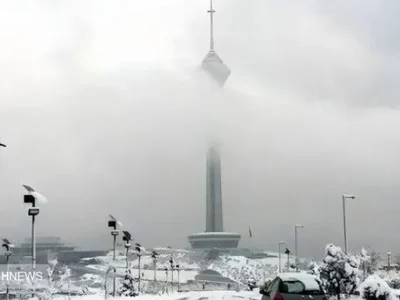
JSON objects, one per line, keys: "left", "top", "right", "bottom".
{"left": 206, "top": 146, "right": 223, "bottom": 232}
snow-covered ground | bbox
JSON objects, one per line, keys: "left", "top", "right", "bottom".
{"left": 55, "top": 290, "right": 261, "bottom": 300}
{"left": 84, "top": 249, "right": 295, "bottom": 285}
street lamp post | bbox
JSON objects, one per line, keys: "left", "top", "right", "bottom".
{"left": 294, "top": 224, "right": 304, "bottom": 272}
{"left": 151, "top": 251, "right": 158, "bottom": 281}
{"left": 108, "top": 215, "right": 122, "bottom": 297}
{"left": 122, "top": 231, "right": 132, "bottom": 271}
{"left": 176, "top": 264, "right": 180, "bottom": 292}
{"left": 285, "top": 248, "right": 291, "bottom": 272}
{"left": 2, "top": 239, "right": 14, "bottom": 300}
{"left": 342, "top": 194, "right": 355, "bottom": 254}
{"left": 278, "top": 241, "right": 286, "bottom": 273}
{"left": 23, "top": 184, "right": 47, "bottom": 272}
{"left": 164, "top": 267, "right": 169, "bottom": 294}
{"left": 169, "top": 257, "right": 174, "bottom": 292}
{"left": 135, "top": 243, "right": 144, "bottom": 293}
{"left": 388, "top": 251, "right": 391, "bottom": 269}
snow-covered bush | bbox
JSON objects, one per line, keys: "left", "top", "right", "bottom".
{"left": 118, "top": 270, "right": 138, "bottom": 297}
{"left": 39, "top": 258, "right": 72, "bottom": 300}
{"left": 376, "top": 269, "right": 400, "bottom": 289}
{"left": 308, "top": 261, "right": 321, "bottom": 277}
{"left": 359, "top": 248, "right": 381, "bottom": 278}
{"left": 319, "top": 244, "right": 360, "bottom": 300}
{"left": 359, "top": 275, "right": 395, "bottom": 300}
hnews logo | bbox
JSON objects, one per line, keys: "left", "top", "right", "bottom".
{"left": 0, "top": 271, "right": 43, "bottom": 281}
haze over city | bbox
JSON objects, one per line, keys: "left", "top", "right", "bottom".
{"left": 0, "top": 0, "right": 399, "bottom": 258}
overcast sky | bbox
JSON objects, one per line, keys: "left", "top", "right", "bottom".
{"left": 0, "top": 0, "right": 399, "bottom": 258}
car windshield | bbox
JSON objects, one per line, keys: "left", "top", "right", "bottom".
{"left": 283, "top": 281, "right": 305, "bottom": 293}
{"left": 283, "top": 280, "right": 324, "bottom": 295}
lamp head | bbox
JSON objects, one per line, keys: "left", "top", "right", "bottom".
{"left": 0, "top": 143, "right": 6, "bottom": 148}
{"left": 23, "top": 184, "right": 48, "bottom": 205}
{"left": 24, "top": 194, "right": 35, "bottom": 205}
{"left": 109, "top": 215, "right": 123, "bottom": 227}
{"left": 108, "top": 220, "right": 117, "bottom": 229}
{"left": 2, "top": 239, "right": 14, "bottom": 252}
{"left": 135, "top": 243, "right": 143, "bottom": 254}
{"left": 343, "top": 194, "right": 356, "bottom": 199}
{"left": 122, "top": 230, "right": 132, "bottom": 242}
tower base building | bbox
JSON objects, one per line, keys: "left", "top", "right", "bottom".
{"left": 188, "top": 232, "right": 241, "bottom": 249}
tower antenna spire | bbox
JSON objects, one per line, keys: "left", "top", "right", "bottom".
{"left": 207, "top": 0, "right": 215, "bottom": 51}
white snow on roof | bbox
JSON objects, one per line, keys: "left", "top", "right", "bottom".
{"left": 278, "top": 272, "right": 321, "bottom": 291}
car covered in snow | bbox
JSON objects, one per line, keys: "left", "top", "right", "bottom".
{"left": 260, "top": 273, "right": 326, "bottom": 300}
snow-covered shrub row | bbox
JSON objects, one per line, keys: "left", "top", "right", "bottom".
{"left": 359, "top": 275, "right": 396, "bottom": 300}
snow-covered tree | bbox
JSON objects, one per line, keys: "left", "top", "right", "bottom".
{"left": 319, "top": 244, "right": 360, "bottom": 300}
{"left": 308, "top": 261, "right": 321, "bottom": 277}
{"left": 359, "top": 275, "right": 396, "bottom": 300}
{"left": 40, "top": 258, "right": 72, "bottom": 300}
{"left": 394, "top": 253, "right": 400, "bottom": 267}
{"left": 118, "top": 269, "right": 138, "bottom": 297}
{"left": 377, "top": 270, "right": 400, "bottom": 289}
{"left": 360, "top": 248, "right": 381, "bottom": 275}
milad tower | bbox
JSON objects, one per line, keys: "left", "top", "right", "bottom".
{"left": 188, "top": 0, "right": 241, "bottom": 249}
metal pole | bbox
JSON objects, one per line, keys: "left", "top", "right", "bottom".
{"left": 153, "top": 258, "right": 157, "bottom": 281}
{"left": 113, "top": 235, "right": 116, "bottom": 297}
{"left": 278, "top": 244, "right": 281, "bottom": 273}
{"left": 32, "top": 215, "right": 36, "bottom": 271}
{"left": 6, "top": 254, "right": 9, "bottom": 300}
{"left": 342, "top": 195, "right": 348, "bottom": 254}
{"left": 138, "top": 255, "right": 141, "bottom": 293}
{"left": 125, "top": 246, "right": 129, "bottom": 271}
{"left": 171, "top": 267, "right": 174, "bottom": 293}
{"left": 177, "top": 269, "right": 180, "bottom": 292}
{"left": 295, "top": 227, "right": 298, "bottom": 272}
{"left": 68, "top": 272, "right": 71, "bottom": 300}
{"left": 287, "top": 252, "right": 290, "bottom": 272}
{"left": 388, "top": 251, "right": 391, "bottom": 269}
{"left": 165, "top": 269, "right": 168, "bottom": 294}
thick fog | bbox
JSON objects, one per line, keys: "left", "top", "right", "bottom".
{"left": 0, "top": 0, "right": 399, "bottom": 258}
